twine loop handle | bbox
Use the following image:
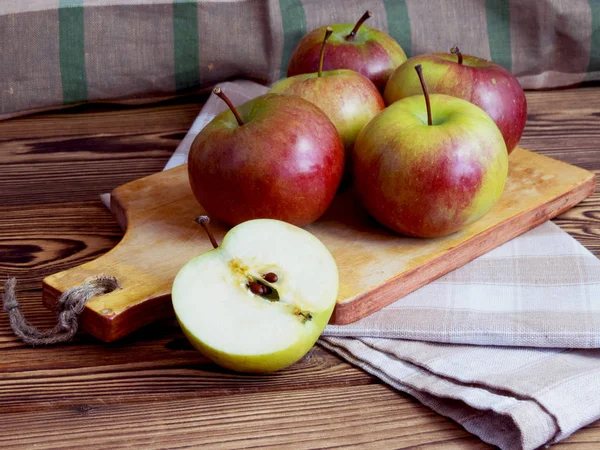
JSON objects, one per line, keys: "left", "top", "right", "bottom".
{"left": 3, "top": 276, "right": 118, "bottom": 345}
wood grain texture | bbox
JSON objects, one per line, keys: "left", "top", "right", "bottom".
{"left": 0, "top": 385, "right": 489, "bottom": 450}
{"left": 0, "top": 96, "right": 206, "bottom": 207}
{"left": 41, "top": 149, "right": 594, "bottom": 341}
{"left": 1, "top": 86, "right": 600, "bottom": 448}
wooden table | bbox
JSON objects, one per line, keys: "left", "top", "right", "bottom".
{"left": 1, "top": 86, "right": 599, "bottom": 449}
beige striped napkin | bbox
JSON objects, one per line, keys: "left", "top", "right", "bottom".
{"left": 105, "top": 80, "right": 600, "bottom": 449}
{"left": 319, "top": 339, "right": 600, "bottom": 449}
{"left": 324, "top": 219, "right": 600, "bottom": 348}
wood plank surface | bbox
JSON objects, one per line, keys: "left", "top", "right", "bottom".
{"left": 42, "top": 148, "right": 594, "bottom": 342}
{"left": 1, "top": 86, "right": 600, "bottom": 448}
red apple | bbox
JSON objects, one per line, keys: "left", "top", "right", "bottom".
{"left": 270, "top": 27, "right": 384, "bottom": 158}
{"left": 188, "top": 89, "right": 344, "bottom": 227}
{"left": 354, "top": 65, "right": 508, "bottom": 238}
{"left": 384, "top": 46, "right": 526, "bottom": 154}
{"left": 287, "top": 11, "right": 407, "bottom": 92}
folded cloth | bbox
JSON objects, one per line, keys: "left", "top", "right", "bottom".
{"left": 105, "top": 80, "right": 600, "bottom": 449}
{"left": 319, "top": 338, "right": 600, "bottom": 449}
{"left": 325, "top": 220, "right": 600, "bottom": 348}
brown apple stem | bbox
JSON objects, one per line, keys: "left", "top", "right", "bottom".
{"left": 213, "top": 88, "right": 244, "bottom": 126}
{"left": 318, "top": 27, "right": 333, "bottom": 77}
{"left": 414, "top": 64, "right": 432, "bottom": 126}
{"left": 346, "top": 10, "right": 372, "bottom": 41}
{"left": 195, "top": 215, "right": 219, "bottom": 249}
{"left": 450, "top": 45, "right": 463, "bottom": 65}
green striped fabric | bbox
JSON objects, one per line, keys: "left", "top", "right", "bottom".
{"left": 383, "top": 0, "right": 411, "bottom": 58}
{"left": 278, "top": 0, "right": 307, "bottom": 79}
{"left": 0, "top": 0, "right": 598, "bottom": 120}
{"left": 173, "top": 0, "right": 201, "bottom": 92}
{"left": 58, "top": 0, "right": 88, "bottom": 105}
{"left": 485, "top": 0, "right": 512, "bottom": 72}
{"left": 589, "top": 0, "right": 600, "bottom": 75}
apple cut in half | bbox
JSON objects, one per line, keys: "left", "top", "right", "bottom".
{"left": 172, "top": 219, "right": 339, "bottom": 373}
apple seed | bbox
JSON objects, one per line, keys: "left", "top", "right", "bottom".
{"left": 262, "top": 272, "right": 279, "bottom": 283}
{"left": 247, "top": 280, "right": 271, "bottom": 296}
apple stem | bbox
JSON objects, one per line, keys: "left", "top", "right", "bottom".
{"left": 450, "top": 45, "right": 463, "bottom": 65}
{"left": 346, "top": 10, "right": 372, "bottom": 41}
{"left": 195, "top": 216, "right": 219, "bottom": 249}
{"left": 213, "top": 88, "right": 244, "bottom": 126}
{"left": 414, "top": 64, "right": 432, "bottom": 126}
{"left": 318, "top": 27, "right": 333, "bottom": 77}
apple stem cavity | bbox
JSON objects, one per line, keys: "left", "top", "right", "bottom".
{"left": 318, "top": 27, "right": 334, "bottom": 77}
{"left": 450, "top": 45, "right": 463, "bottom": 65}
{"left": 346, "top": 10, "right": 372, "bottom": 41}
{"left": 414, "top": 64, "right": 433, "bottom": 126}
{"left": 195, "top": 215, "right": 219, "bottom": 249}
{"left": 213, "top": 88, "right": 244, "bottom": 127}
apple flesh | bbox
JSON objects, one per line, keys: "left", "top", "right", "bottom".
{"left": 172, "top": 219, "right": 339, "bottom": 373}
{"left": 188, "top": 93, "right": 344, "bottom": 227}
{"left": 288, "top": 24, "right": 407, "bottom": 92}
{"left": 384, "top": 52, "right": 527, "bottom": 154}
{"left": 353, "top": 93, "right": 508, "bottom": 238}
{"left": 269, "top": 70, "right": 384, "bottom": 153}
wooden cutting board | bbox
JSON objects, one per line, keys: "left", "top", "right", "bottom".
{"left": 42, "top": 148, "right": 595, "bottom": 342}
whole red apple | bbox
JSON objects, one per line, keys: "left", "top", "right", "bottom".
{"left": 270, "top": 28, "right": 384, "bottom": 156}
{"left": 354, "top": 65, "right": 508, "bottom": 238}
{"left": 287, "top": 11, "right": 407, "bottom": 92}
{"left": 188, "top": 89, "right": 344, "bottom": 227}
{"left": 384, "top": 47, "right": 526, "bottom": 154}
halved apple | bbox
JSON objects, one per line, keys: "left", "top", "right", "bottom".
{"left": 172, "top": 219, "right": 339, "bottom": 373}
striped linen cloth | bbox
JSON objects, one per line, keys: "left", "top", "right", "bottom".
{"left": 2, "top": 0, "right": 600, "bottom": 120}
{"left": 143, "top": 80, "right": 600, "bottom": 450}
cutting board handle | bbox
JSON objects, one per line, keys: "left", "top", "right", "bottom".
{"left": 41, "top": 166, "right": 224, "bottom": 342}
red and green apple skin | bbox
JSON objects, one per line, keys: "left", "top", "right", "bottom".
{"left": 353, "top": 94, "right": 508, "bottom": 238}
{"left": 384, "top": 53, "right": 527, "bottom": 154}
{"left": 287, "top": 24, "right": 407, "bottom": 92}
{"left": 269, "top": 69, "right": 384, "bottom": 153}
{"left": 188, "top": 93, "right": 344, "bottom": 227}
